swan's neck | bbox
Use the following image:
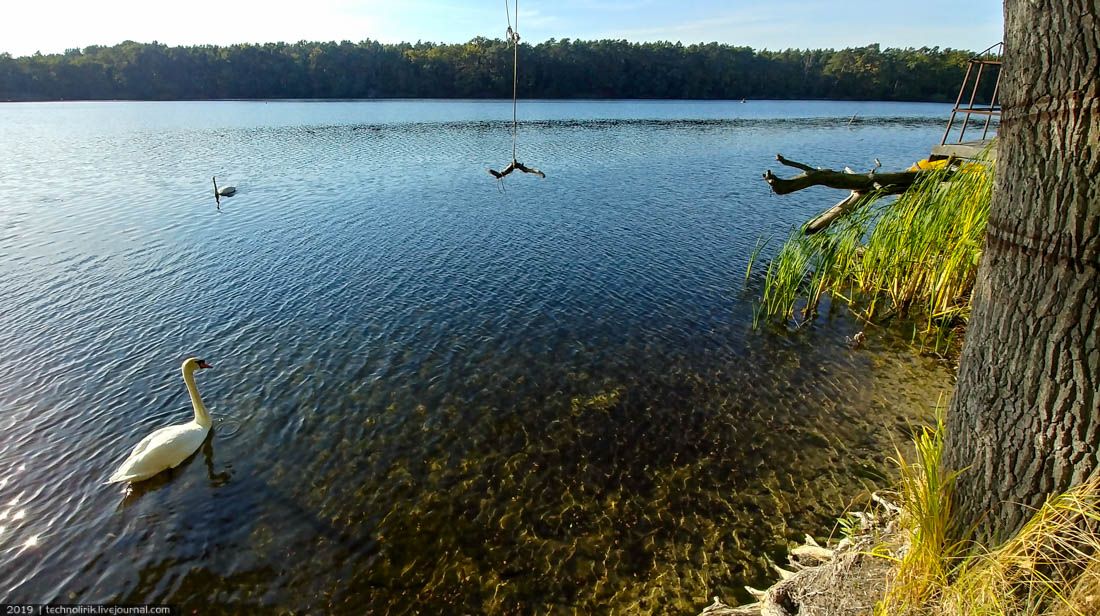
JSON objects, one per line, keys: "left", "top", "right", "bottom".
{"left": 183, "top": 366, "right": 212, "bottom": 428}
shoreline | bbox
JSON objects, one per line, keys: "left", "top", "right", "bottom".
{"left": 700, "top": 494, "right": 902, "bottom": 616}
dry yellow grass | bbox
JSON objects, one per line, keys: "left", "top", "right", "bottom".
{"left": 877, "top": 412, "right": 1100, "bottom": 616}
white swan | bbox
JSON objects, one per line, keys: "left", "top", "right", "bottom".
{"left": 212, "top": 176, "right": 236, "bottom": 197}
{"left": 108, "top": 357, "right": 215, "bottom": 484}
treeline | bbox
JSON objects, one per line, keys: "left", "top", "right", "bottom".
{"left": 0, "top": 39, "right": 987, "bottom": 102}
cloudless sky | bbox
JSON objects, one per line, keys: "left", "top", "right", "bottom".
{"left": 2, "top": 0, "right": 1004, "bottom": 58}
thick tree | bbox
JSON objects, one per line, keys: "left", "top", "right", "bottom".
{"left": 944, "top": 0, "right": 1099, "bottom": 542}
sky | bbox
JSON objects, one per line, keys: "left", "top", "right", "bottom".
{"left": 2, "top": 0, "right": 1004, "bottom": 58}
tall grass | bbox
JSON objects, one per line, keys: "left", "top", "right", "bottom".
{"left": 877, "top": 409, "right": 964, "bottom": 614}
{"left": 749, "top": 157, "right": 994, "bottom": 343}
{"left": 876, "top": 413, "right": 1100, "bottom": 616}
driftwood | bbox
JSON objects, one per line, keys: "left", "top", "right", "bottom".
{"left": 489, "top": 159, "right": 546, "bottom": 179}
{"left": 805, "top": 191, "right": 866, "bottom": 234}
{"left": 763, "top": 154, "right": 955, "bottom": 234}
{"left": 763, "top": 154, "right": 924, "bottom": 195}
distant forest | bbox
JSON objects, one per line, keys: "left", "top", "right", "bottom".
{"left": 0, "top": 39, "right": 988, "bottom": 102}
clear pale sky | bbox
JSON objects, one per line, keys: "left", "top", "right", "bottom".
{"left": 2, "top": 0, "right": 1004, "bottom": 58}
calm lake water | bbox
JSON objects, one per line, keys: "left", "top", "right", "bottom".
{"left": 0, "top": 100, "right": 954, "bottom": 614}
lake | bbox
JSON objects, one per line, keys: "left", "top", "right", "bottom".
{"left": 0, "top": 100, "right": 954, "bottom": 613}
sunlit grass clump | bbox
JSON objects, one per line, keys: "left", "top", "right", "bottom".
{"left": 750, "top": 157, "right": 994, "bottom": 346}
{"left": 875, "top": 411, "right": 1100, "bottom": 616}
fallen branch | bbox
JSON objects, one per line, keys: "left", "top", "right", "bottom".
{"left": 699, "top": 597, "right": 761, "bottom": 615}
{"left": 489, "top": 159, "right": 546, "bottom": 179}
{"left": 763, "top": 154, "right": 926, "bottom": 195}
{"left": 763, "top": 154, "right": 958, "bottom": 234}
{"left": 805, "top": 191, "right": 866, "bottom": 234}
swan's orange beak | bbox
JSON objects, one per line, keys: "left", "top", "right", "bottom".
{"left": 197, "top": 360, "right": 213, "bottom": 369}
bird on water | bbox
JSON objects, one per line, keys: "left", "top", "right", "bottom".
{"left": 108, "top": 357, "right": 216, "bottom": 484}
{"left": 212, "top": 176, "right": 236, "bottom": 204}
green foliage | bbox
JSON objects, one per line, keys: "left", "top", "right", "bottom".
{"left": 749, "top": 158, "right": 994, "bottom": 347}
{"left": 0, "top": 39, "right": 990, "bottom": 101}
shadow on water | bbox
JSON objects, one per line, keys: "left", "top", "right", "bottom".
{"left": 120, "top": 477, "right": 394, "bottom": 613}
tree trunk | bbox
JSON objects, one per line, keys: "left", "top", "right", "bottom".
{"left": 945, "top": 0, "right": 1099, "bottom": 543}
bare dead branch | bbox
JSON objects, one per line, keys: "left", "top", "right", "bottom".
{"left": 762, "top": 153, "right": 956, "bottom": 196}
{"left": 805, "top": 191, "right": 866, "bottom": 234}
{"left": 764, "top": 154, "right": 961, "bottom": 234}
{"left": 775, "top": 154, "right": 817, "bottom": 172}
{"left": 763, "top": 167, "right": 923, "bottom": 195}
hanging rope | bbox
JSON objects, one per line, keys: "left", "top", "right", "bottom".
{"left": 509, "top": 0, "right": 518, "bottom": 161}
{"left": 489, "top": 0, "right": 545, "bottom": 180}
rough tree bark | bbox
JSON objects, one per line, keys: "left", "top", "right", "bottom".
{"left": 945, "top": 0, "right": 1099, "bottom": 543}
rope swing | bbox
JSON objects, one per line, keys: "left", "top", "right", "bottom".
{"left": 489, "top": 0, "right": 545, "bottom": 181}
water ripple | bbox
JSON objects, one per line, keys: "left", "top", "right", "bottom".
{"left": 0, "top": 100, "right": 954, "bottom": 613}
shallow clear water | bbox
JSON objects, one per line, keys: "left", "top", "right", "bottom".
{"left": 0, "top": 100, "right": 953, "bottom": 613}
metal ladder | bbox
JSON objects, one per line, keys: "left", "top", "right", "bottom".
{"left": 941, "top": 42, "right": 1004, "bottom": 146}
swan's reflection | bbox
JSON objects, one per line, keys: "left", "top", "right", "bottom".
{"left": 202, "top": 430, "right": 232, "bottom": 487}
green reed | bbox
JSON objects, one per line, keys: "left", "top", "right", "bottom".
{"left": 749, "top": 157, "right": 994, "bottom": 346}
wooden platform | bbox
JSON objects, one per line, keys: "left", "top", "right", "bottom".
{"left": 930, "top": 139, "right": 997, "bottom": 161}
